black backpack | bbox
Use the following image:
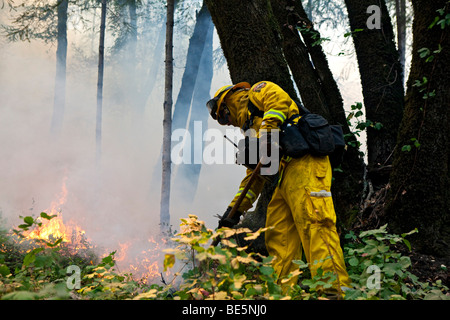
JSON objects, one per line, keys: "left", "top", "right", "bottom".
{"left": 280, "top": 102, "right": 346, "bottom": 168}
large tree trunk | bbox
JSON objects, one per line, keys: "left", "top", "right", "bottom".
{"left": 50, "top": 0, "right": 68, "bottom": 136}
{"left": 385, "top": 0, "right": 450, "bottom": 257}
{"left": 205, "top": 0, "right": 295, "bottom": 250}
{"left": 160, "top": 0, "right": 175, "bottom": 233}
{"left": 205, "top": 0, "right": 298, "bottom": 99}
{"left": 344, "top": 0, "right": 405, "bottom": 187}
{"left": 270, "top": 0, "right": 365, "bottom": 227}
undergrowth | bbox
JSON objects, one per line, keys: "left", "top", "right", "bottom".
{"left": 0, "top": 214, "right": 448, "bottom": 300}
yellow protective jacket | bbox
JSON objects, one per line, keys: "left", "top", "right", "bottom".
{"left": 226, "top": 81, "right": 351, "bottom": 289}
{"left": 228, "top": 81, "right": 299, "bottom": 212}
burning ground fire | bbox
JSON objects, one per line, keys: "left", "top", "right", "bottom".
{"left": 12, "top": 177, "right": 173, "bottom": 284}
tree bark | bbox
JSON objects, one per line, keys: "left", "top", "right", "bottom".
{"left": 395, "top": 0, "right": 407, "bottom": 83}
{"left": 385, "top": 0, "right": 450, "bottom": 257}
{"left": 173, "top": 3, "right": 214, "bottom": 202}
{"left": 96, "top": 0, "right": 107, "bottom": 164}
{"left": 205, "top": 0, "right": 298, "bottom": 99}
{"left": 344, "top": 0, "right": 405, "bottom": 186}
{"left": 270, "top": 0, "right": 365, "bottom": 227}
{"left": 50, "top": 0, "right": 69, "bottom": 136}
{"left": 171, "top": 2, "right": 212, "bottom": 132}
{"left": 160, "top": 0, "right": 175, "bottom": 233}
{"left": 205, "top": 0, "right": 295, "bottom": 248}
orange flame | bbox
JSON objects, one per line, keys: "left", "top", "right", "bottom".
{"left": 22, "top": 177, "right": 88, "bottom": 252}
{"left": 20, "top": 177, "right": 172, "bottom": 284}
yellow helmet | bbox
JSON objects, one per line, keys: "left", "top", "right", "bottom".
{"left": 206, "top": 82, "right": 251, "bottom": 122}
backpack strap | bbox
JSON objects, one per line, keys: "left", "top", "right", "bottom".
{"left": 294, "top": 100, "right": 311, "bottom": 116}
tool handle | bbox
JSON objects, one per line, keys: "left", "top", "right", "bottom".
{"left": 212, "top": 159, "right": 264, "bottom": 247}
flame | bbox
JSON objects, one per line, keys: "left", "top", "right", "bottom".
{"left": 23, "top": 177, "right": 87, "bottom": 250}
{"left": 18, "top": 177, "right": 173, "bottom": 284}
{"left": 113, "top": 236, "right": 172, "bottom": 284}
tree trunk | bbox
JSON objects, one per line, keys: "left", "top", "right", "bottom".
{"left": 205, "top": 0, "right": 298, "bottom": 99}
{"left": 50, "top": 0, "right": 68, "bottom": 136}
{"left": 344, "top": 0, "right": 405, "bottom": 187}
{"left": 270, "top": 0, "right": 365, "bottom": 227}
{"left": 96, "top": 0, "right": 107, "bottom": 164}
{"left": 171, "top": 2, "right": 212, "bottom": 132}
{"left": 205, "top": 0, "right": 297, "bottom": 249}
{"left": 173, "top": 4, "right": 214, "bottom": 202}
{"left": 395, "top": 0, "right": 407, "bottom": 83}
{"left": 160, "top": 0, "right": 175, "bottom": 233}
{"left": 385, "top": 0, "right": 450, "bottom": 257}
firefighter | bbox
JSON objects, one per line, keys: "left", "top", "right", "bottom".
{"left": 206, "top": 81, "right": 351, "bottom": 293}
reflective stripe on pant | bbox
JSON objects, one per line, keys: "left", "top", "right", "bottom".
{"left": 265, "top": 154, "right": 350, "bottom": 289}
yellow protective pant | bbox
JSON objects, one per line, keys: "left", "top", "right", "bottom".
{"left": 265, "top": 154, "right": 350, "bottom": 290}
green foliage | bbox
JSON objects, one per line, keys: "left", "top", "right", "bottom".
{"left": 1, "top": 214, "right": 448, "bottom": 300}
{"left": 345, "top": 102, "right": 383, "bottom": 156}
{"left": 161, "top": 215, "right": 286, "bottom": 300}
{"left": 343, "top": 225, "right": 449, "bottom": 300}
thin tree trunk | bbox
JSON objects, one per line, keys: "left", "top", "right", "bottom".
{"left": 386, "top": 0, "right": 450, "bottom": 257}
{"left": 396, "top": 0, "right": 407, "bottom": 83}
{"left": 160, "top": 0, "right": 175, "bottom": 233}
{"left": 171, "top": 2, "right": 212, "bottom": 132}
{"left": 50, "top": 0, "right": 68, "bottom": 136}
{"left": 173, "top": 7, "right": 214, "bottom": 202}
{"left": 96, "top": 0, "right": 107, "bottom": 164}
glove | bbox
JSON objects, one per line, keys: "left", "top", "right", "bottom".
{"left": 236, "top": 136, "right": 259, "bottom": 169}
{"left": 218, "top": 207, "right": 243, "bottom": 228}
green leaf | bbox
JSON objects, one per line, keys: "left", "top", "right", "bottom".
{"left": 348, "top": 256, "right": 359, "bottom": 267}
{"left": 46, "top": 238, "right": 63, "bottom": 248}
{"left": 429, "top": 16, "right": 440, "bottom": 29}
{"left": 259, "top": 265, "right": 275, "bottom": 276}
{"left": 23, "top": 248, "right": 44, "bottom": 267}
{"left": 23, "top": 216, "right": 34, "bottom": 225}
{"left": 401, "top": 145, "right": 412, "bottom": 152}
{"left": 40, "top": 212, "right": 56, "bottom": 220}
{"left": 374, "top": 122, "right": 383, "bottom": 130}
{"left": 418, "top": 47, "right": 431, "bottom": 58}
{"left": 433, "top": 44, "right": 443, "bottom": 54}
{"left": 0, "top": 264, "right": 11, "bottom": 277}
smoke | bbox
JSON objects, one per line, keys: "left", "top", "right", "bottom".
{"left": 0, "top": 14, "right": 242, "bottom": 263}
{"left": 0, "top": 1, "right": 364, "bottom": 283}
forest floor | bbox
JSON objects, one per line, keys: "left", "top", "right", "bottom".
{"left": 352, "top": 183, "right": 450, "bottom": 288}
{"left": 409, "top": 250, "right": 449, "bottom": 287}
